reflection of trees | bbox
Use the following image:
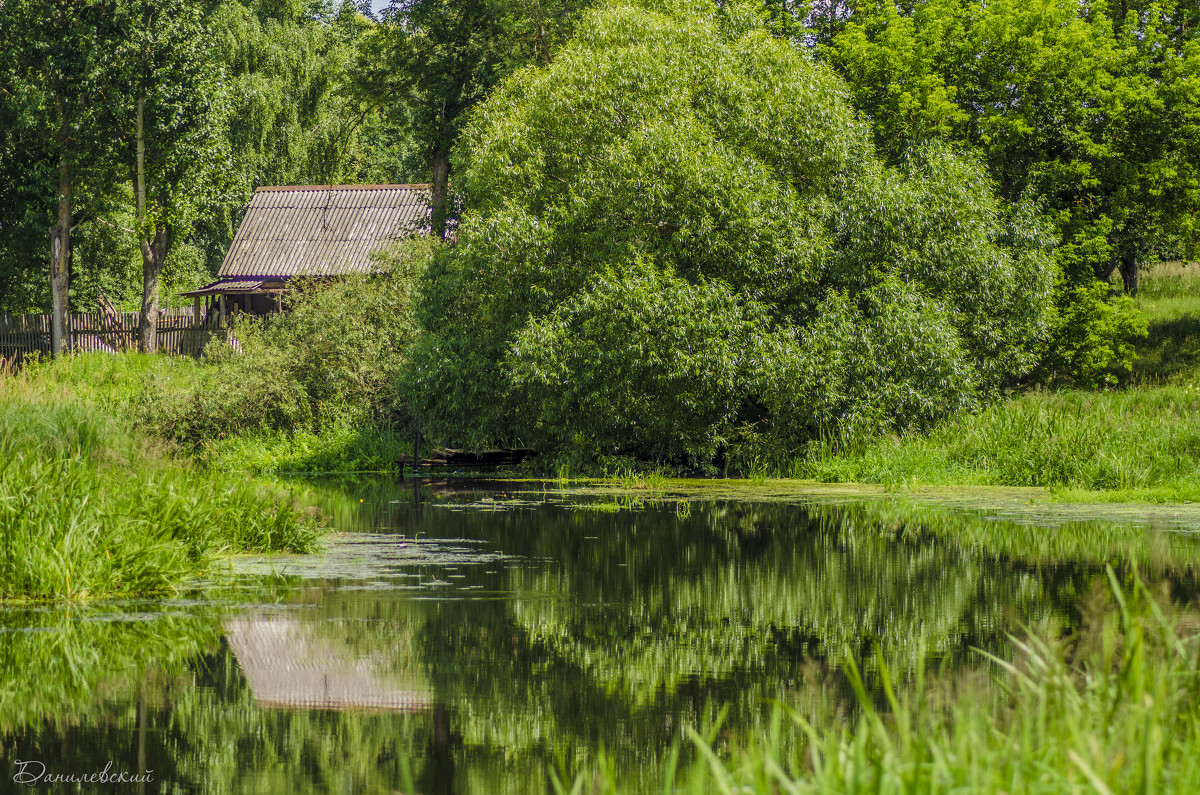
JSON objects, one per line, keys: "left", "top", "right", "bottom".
{"left": 0, "top": 608, "right": 219, "bottom": 786}
{"left": 7, "top": 488, "right": 1199, "bottom": 793}
{"left": 388, "top": 499, "right": 1159, "bottom": 784}
{"left": 0, "top": 608, "right": 218, "bottom": 733}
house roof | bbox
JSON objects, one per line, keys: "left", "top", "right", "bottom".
{"left": 217, "top": 184, "right": 431, "bottom": 279}
{"left": 179, "top": 278, "right": 277, "bottom": 298}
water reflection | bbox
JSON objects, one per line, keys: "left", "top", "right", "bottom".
{"left": 2, "top": 478, "right": 1199, "bottom": 793}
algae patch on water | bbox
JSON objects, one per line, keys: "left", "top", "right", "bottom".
{"left": 543, "top": 479, "right": 1200, "bottom": 533}
{"left": 230, "top": 533, "right": 517, "bottom": 584}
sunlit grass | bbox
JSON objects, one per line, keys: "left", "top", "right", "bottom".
{"left": 0, "top": 359, "right": 322, "bottom": 601}
{"left": 796, "top": 386, "right": 1200, "bottom": 497}
{"left": 199, "top": 422, "right": 410, "bottom": 474}
{"left": 559, "top": 570, "right": 1200, "bottom": 794}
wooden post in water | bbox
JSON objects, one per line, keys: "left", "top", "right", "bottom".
{"left": 411, "top": 430, "right": 422, "bottom": 479}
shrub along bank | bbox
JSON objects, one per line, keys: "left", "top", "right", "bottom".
{"left": 408, "top": 2, "right": 1063, "bottom": 468}
{"left": 796, "top": 261, "right": 1200, "bottom": 501}
{"left": 0, "top": 364, "right": 320, "bottom": 601}
{"left": 141, "top": 242, "right": 430, "bottom": 473}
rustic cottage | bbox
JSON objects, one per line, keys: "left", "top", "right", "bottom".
{"left": 183, "top": 184, "right": 431, "bottom": 321}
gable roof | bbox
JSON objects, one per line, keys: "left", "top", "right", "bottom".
{"left": 217, "top": 184, "right": 431, "bottom": 279}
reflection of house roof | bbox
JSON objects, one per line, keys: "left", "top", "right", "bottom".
{"left": 224, "top": 616, "right": 432, "bottom": 712}
{"left": 222, "top": 184, "right": 431, "bottom": 278}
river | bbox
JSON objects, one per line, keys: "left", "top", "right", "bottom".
{"left": 2, "top": 477, "right": 1198, "bottom": 793}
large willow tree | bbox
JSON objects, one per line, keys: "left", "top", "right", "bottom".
{"left": 408, "top": 0, "right": 1058, "bottom": 466}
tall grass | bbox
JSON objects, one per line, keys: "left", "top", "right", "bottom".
{"left": 197, "top": 421, "right": 412, "bottom": 474}
{"left": 6, "top": 352, "right": 413, "bottom": 473}
{"left": 0, "top": 364, "right": 321, "bottom": 601}
{"left": 560, "top": 570, "right": 1200, "bottom": 793}
{"left": 795, "top": 262, "right": 1200, "bottom": 500}
{"left": 797, "top": 386, "right": 1200, "bottom": 498}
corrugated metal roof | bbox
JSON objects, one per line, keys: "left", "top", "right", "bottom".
{"left": 219, "top": 184, "right": 431, "bottom": 278}
{"left": 179, "top": 278, "right": 267, "bottom": 297}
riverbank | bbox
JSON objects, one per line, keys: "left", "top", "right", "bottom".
{"left": 791, "top": 262, "right": 1200, "bottom": 502}
{"left": 0, "top": 363, "right": 321, "bottom": 601}
{"left": 5, "top": 261, "right": 1199, "bottom": 512}
{"left": 13, "top": 345, "right": 1200, "bottom": 507}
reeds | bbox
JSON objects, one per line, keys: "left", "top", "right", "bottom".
{"left": 559, "top": 570, "right": 1200, "bottom": 793}
{"left": 0, "top": 365, "right": 320, "bottom": 601}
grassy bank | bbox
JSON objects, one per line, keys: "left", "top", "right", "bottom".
{"left": 5, "top": 352, "right": 410, "bottom": 474}
{"left": 0, "top": 363, "right": 321, "bottom": 601}
{"left": 562, "top": 571, "right": 1200, "bottom": 794}
{"left": 795, "top": 385, "right": 1200, "bottom": 500}
{"left": 795, "top": 262, "right": 1200, "bottom": 502}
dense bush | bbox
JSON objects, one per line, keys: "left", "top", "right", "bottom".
{"left": 409, "top": 0, "right": 1059, "bottom": 467}
{"left": 761, "top": 279, "right": 981, "bottom": 452}
{"left": 148, "top": 240, "right": 430, "bottom": 448}
{"left": 507, "top": 264, "right": 772, "bottom": 463}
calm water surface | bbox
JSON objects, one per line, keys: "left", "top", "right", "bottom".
{"left": 2, "top": 478, "right": 1198, "bottom": 793}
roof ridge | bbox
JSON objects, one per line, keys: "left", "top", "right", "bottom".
{"left": 254, "top": 183, "right": 432, "bottom": 192}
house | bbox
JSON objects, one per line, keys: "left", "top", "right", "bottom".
{"left": 182, "top": 183, "right": 431, "bottom": 322}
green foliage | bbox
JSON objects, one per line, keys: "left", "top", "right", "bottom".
{"left": 0, "top": 0, "right": 126, "bottom": 314}
{"left": 0, "top": 367, "right": 321, "bottom": 600}
{"left": 508, "top": 264, "right": 772, "bottom": 464}
{"left": 0, "top": 1, "right": 417, "bottom": 315}
{"left": 761, "top": 279, "right": 981, "bottom": 453}
{"left": 147, "top": 242, "right": 429, "bottom": 455}
{"left": 217, "top": 0, "right": 405, "bottom": 190}
{"left": 795, "top": 263, "right": 1200, "bottom": 494}
{"left": 1037, "top": 279, "right": 1148, "bottom": 386}
{"left": 826, "top": 0, "right": 1200, "bottom": 373}
{"left": 356, "top": 0, "right": 590, "bottom": 230}
{"left": 412, "top": 0, "right": 1058, "bottom": 464}
{"left": 827, "top": 144, "right": 1058, "bottom": 391}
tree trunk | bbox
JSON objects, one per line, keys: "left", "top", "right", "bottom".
{"left": 1118, "top": 247, "right": 1139, "bottom": 296}
{"left": 138, "top": 227, "right": 169, "bottom": 352}
{"left": 135, "top": 96, "right": 170, "bottom": 353}
{"left": 430, "top": 153, "right": 450, "bottom": 239}
{"left": 1095, "top": 254, "right": 1120, "bottom": 282}
{"left": 50, "top": 153, "right": 72, "bottom": 357}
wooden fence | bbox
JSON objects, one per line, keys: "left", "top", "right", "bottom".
{"left": 0, "top": 309, "right": 214, "bottom": 360}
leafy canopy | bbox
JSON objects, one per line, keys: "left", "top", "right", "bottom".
{"left": 410, "top": 0, "right": 1058, "bottom": 464}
